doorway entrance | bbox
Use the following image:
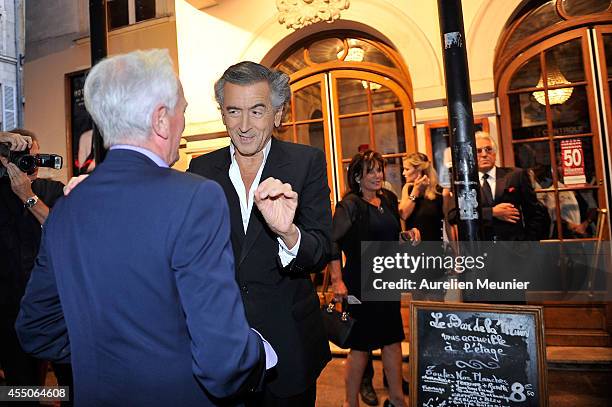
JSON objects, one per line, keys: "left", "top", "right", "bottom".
{"left": 273, "top": 34, "right": 415, "bottom": 206}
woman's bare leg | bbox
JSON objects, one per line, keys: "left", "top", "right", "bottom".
{"left": 381, "top": 342, "right": 407, "bottom": 407}
{"left": 344, "top": 349, "right": 369, "bottom": 407}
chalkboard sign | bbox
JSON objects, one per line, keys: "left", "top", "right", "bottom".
{"left": 410, "top": 302, "right": 547, "bottom": 407}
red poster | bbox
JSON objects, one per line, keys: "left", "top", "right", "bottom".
{"left": 560, "top": 139, "right": 586, "bottom": 185}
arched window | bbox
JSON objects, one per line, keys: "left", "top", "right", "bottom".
{"left": 496, "top": 0, "right": 612, "bottom": 241}
{"left": 273, "top": 34, "right": 415, "bottom": 206}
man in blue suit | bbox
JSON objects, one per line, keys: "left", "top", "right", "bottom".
{"left": 16, "top": 49, "right": 273, "bottom": 406}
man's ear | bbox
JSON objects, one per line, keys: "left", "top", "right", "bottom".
{"left": 151, "top": 103, "right": 169, "bottom": 140}
{"left": 220, "top": 109, "right": 227, "bottom": 126}
{"left": 274, "top": 108, "right": 283, "bottom": 128}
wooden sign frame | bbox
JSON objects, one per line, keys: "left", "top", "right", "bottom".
{"left": 410, "top": 301, "right": 548, "bottom": 407}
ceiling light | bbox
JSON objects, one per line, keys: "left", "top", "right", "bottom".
{"left": 338, "top": 47, "right": 364, "bottom": 62}
{"left": 362, "top": 81, "right": 382, "bottom": 90}
{"left": 533, "top": 64, "right": 573, "bottom": 105}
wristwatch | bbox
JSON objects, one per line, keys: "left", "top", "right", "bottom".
{"left": 24, "top": 195, "right": 39, "bottom": 209}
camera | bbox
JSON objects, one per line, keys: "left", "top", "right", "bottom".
{"left": 0, "top": 142, "right": 63, "bottom": 175}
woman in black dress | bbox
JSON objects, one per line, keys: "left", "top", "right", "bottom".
{"left": 399, "top": 152, "right": 452, "bottom": 299}
{"left": 399, "top": 152, "right": 452, "bottom": 241}
{"left": 330, "top": 150, "right": 415, "bottom": 407}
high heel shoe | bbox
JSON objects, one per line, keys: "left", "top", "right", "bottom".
{"left": 359, "top": 376, "right": 378, "bottom": 406}
{"left": 383, "top": 373, "right": 410, "bottom": 394}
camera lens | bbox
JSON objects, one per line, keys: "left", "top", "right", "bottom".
{"left": 16, "top": 155, "right": 36, "bottom": 173}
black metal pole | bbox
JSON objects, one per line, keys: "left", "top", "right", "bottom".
{"left": 438, "top": 0, "right": 481, "bottom": 241}
{"left": 88, "top": 0, "right": 108, "bottom": 165}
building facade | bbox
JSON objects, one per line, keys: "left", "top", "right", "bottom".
{"left": 24, "top": 0, "right": 612, "bottom": 345}
{"left": 0, "top": 0, "right": 23, "bottom": 132}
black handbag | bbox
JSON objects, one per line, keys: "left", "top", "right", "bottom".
{"left": 321, "top": 298, "right": 355, "bottom": 349}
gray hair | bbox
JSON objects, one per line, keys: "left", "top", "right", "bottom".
{"left": 214, "top": 61, "right": 291, "bottom": 111}
{"left": 84, "top": 49, "right": 179, "bottom": 148}
{"left": 475, "top": 130, "right": 498, "bottom": 152}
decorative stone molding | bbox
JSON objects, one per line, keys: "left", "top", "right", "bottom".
{"left": 185, "top": 0, "right": 219, "bottom": 10}
{"left": 276, "top": 0, "right": 350, "bottom": 30}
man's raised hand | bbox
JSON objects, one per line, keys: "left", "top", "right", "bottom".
{"left": 254, "top": 177, "right": 299, "bottom": 248}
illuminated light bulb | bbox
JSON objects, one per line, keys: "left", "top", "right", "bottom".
{"left": 532, "top": 64, "right": 573, "bottom": 105}
{"left": 338, "top": 47, "right": 364, "bottom": 62}
{"left": 361, "top": 81, "right": 382, "bottom": 90}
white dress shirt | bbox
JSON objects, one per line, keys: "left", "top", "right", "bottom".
{"left": 479, "top": 166, "right": 497, "bottom": 200}
{"left": 228, "top": 139, "right": 301, "bottom": 267}
{"left": 110, "top": 145, "right": 168, "bottom": 167}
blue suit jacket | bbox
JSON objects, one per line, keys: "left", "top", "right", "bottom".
{"left": 16, "top": 149, "right": 265, "bottom": 406}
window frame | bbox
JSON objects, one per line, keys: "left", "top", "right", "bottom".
{"left": 497, "top": 28, "right": 607, "bottom": 241}
{"left": 107, "top": 0, "right": 159, "bottom": 31}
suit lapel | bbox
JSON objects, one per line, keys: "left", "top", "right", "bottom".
{"left": 239, "top": 206, "right": 264, "bottom": 266}
{"left": 494, "top": 167, "right": 508, "bottom": 202}
{"left": 210, "top": 151, "right": 245, "bottom": 257}
{"left": 239, "top": 138, "right": 292, "bottom": 266}
{"left": 259, "top": 138, "right": 292, "bottom": 181}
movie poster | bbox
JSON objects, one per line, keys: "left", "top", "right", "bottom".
{"left": 68, "top": 70, "right": 94, "bottom": 177}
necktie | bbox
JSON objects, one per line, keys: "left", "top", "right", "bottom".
{"left": 481, "top": 173, "right": 494, "bottom": 207}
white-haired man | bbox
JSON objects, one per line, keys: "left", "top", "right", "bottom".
{"left": 16, "top": 49, "right": 273, "bottom": 406}
{"left": 475, "top": 131, "right": 549, "bottom": 241}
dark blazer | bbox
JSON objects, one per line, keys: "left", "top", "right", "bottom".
{"left": 0, "top": 177, "right": 63, "bottom": 310}
{"left": 188, "top": 137, "right": 332, "bottom": 397}
{"left": 16, "top": 149, "right": 265, "bottom": 406}
{"left": 480, "top": 166, "right": 549, "bottom": 241}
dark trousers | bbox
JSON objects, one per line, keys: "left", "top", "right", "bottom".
{"left": 0, "top": 309, "right": 46, "bottom": 406}
{"left": 1, "top": 310, "right": 74, "bottom": 407}
{"left": 52, "top": 362, "right": 74, "bottom": 407}
{"left": 245, "top": 381, "right": 316, "bottom": 407}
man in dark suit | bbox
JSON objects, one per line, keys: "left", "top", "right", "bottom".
{"left": 16, "top": 49, "right": 272, "bottom": 406}
{"left": 476, "top": 131, "right": 549, "bottom": 241}
{"left": 189, "top": 61, "right": 332, "bottom": 407}
{"left": 474, "top": 131, "right": 551, "bottom": 302}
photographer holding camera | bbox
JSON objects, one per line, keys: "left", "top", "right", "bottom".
{"left": 0, "top": 130, "right": 60, "bottom": 222}
{"left": 0, "top": 129, "right": 71, "bottom": 404}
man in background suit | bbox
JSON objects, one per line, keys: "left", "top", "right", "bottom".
{"left": 474, "top": 131, "right": 550, "bottom": 302}
{"left": 16, "top": 49, "right": 273, "bottom": 406}
{"left": 476, "top": 131, "right": 549, "bottom": 241}
{"left": 189, "top": 61, "right": 332, "bottom": 407}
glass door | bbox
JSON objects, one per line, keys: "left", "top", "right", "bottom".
{"left": 498, "top": 29, "right": 608, "bottom": 241}
{"left": 278, "top": 71, "right": 414, "bottom": 208}
{"left": 276, "top": 73, "right": 336, "bottom": 206}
